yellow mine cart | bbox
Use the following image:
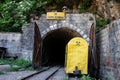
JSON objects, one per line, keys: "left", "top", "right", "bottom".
{"left": 65, "top": 37, "right": 88, "bottom": 74}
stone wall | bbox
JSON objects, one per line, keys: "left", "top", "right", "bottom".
{"left": 0, "top": 33, "right": 22, "bottom": 56}
{"left": 0, "top": 13, "right": 95, "bottom": 60}
{"left": 21, "top": 24, "right": 34, "bottom": 60}
{"left": 96, "top": 19, "right": 120, "bottom": 80}
{"left": 36, "top": 13, "right": 95, "bottom": 43}
{"left": 0, "top": 24, "right": 34, "bottom": 60}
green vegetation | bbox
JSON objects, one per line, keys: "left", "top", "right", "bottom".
{"left": 0, "top": 58, "right": 32, "bottom": 71}
{"left": 0, "top": 0, "right": 47, "bottom": 32}
{"left": 0, "top": 0, "right": 94, "bottom": 32}
{"left": 64, "top": 77, "right": 69, "bottom": 80}
{"left": 12, "top": 58, "right": 31, "bottom": 67}
{"left": 96, "top": 18, "right": 110, "bottom": 31}
{"left": 0, "top": 71, "right": 5, "bottom": 75}
{"left": 0, "top": 58, "right": 11, "bottom": 64}
{"left": 79, "top": 0, "right": 91, "bottom": 12}
{"left": 81, "top": 75, "right": 96, "bottom": 80}
{"left": 0, "top": 0, "right": 115, "bottom": 32}
{"left": 64, "top": 75, "right": 96, "bottom": 80}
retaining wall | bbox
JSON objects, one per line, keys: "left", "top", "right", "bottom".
{"left": 0, "top": 25, "right": 34, "bottom": 60}
{"left": 0, "top": 33, "right": 22, "bottom": 56}
{"left": 96, "top": 19, "right": 120, "bottom": 80}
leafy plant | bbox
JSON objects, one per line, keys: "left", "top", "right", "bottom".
{"left": 0, "top": 58, "right": 32, "bottom": 71}
{"left": 64, "top": 77, "right": 69, "bottom": 80}
{"left": 0, "top": 58, "right": 11, "bottom": 64}
{"left": 79, "top": 0, "right": 91, "bottom": 12}
{"left": 0, "top": 71, "right": 5, "bottom": 75}
{"left": 96, "top": 18, "right": 110, "bottom": 30}
{"left": 80, "top": 75, "right": 96, "bottom": 80}
{"left": 0, "top": 0, "right": 47, "bottom": 32}
{"left": 64, "top": 75, "right": 96, "bottom": 80}
{"left": 14, "top": 59, "right": 31, "bottom": 67}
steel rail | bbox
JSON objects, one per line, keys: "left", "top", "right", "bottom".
{"left": 21, "top": 66, "right": 53, "bottom": 80}
{"left": 45, "top": 66, "right": 61, "bottom": 80}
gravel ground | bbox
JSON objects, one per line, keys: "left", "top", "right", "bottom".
{"left": 0, "top": 64, "right": 36, "bottom": 80}
{"left": 0, "top": 65, "right": 71, "bottom": 80}
{"left": 0, "top": 70, "right": 37, "bottom": 80}
{"left": 0, "top": 65, "right": 11, "bottom": 71}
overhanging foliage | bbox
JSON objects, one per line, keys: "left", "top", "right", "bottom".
{"left": 0, "top": 0, "right": 47, "bottom": 32}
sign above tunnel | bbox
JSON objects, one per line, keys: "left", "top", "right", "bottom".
{"left": 46, "top": 12, "right": 65, "bottom": 20}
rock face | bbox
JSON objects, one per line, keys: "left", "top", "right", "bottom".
{"left": 95, "top": 0, "right": 120, "bottom": 21}
{"left": 30, "top": 0, "right": 120, "bottom": 21}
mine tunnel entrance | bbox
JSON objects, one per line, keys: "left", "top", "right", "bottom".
{"left": 42, "top": 27, "right": 81, "bottom": 66}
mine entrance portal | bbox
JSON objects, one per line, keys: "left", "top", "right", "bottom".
{"left": 42, "top": 28, "right": 81, "bottom": 66}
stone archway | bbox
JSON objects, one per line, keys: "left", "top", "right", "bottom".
{"left": 41, "top": 23, "right": 90, "bottom": 44}
{"left": 33, "top": 13, "right": 96, "bottom": 68}
{"left": 41, "top": 27, "right": 81, "bottom": 66}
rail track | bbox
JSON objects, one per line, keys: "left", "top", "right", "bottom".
{"left": 20, "top": 66, "right": 67, "bottom": 80}
{"left": 20, "top": 66, "right": 80, "bottom": 80}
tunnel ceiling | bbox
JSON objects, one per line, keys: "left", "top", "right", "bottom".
{"left": 42, "top": 27, "right": 81, "bottom": 66}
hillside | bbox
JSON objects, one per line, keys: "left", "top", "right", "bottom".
{"left": 0, "top": 0, "right": 120, "bottom": 32}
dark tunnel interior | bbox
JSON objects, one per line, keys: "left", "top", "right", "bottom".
{"left": 42, "top": 28, "right": 81, "bottom": 66}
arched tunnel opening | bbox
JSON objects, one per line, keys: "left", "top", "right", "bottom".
{"left": 42, "top": 27, "right": 81, "bottom": 66}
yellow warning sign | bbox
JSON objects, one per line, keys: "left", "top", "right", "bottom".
{"left": 46, "top": 12, "right": 65, "bottom": 20}
{"left": 65, "top": 37, "right": 88, "bottom": 74}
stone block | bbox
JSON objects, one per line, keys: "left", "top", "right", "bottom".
{"left": 97, "top": 19, "right": 120, "bottom": 80}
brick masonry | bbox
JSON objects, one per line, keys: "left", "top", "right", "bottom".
{"left": 96, "top": 19, "right": 120, "bottom": 80}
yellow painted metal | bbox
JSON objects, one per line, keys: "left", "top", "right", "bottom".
{"left": 46, "top": 12, "right": 65, "bottom": 20}
{"left": 65, "top": 37, "right": 88, "bottom": 74}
